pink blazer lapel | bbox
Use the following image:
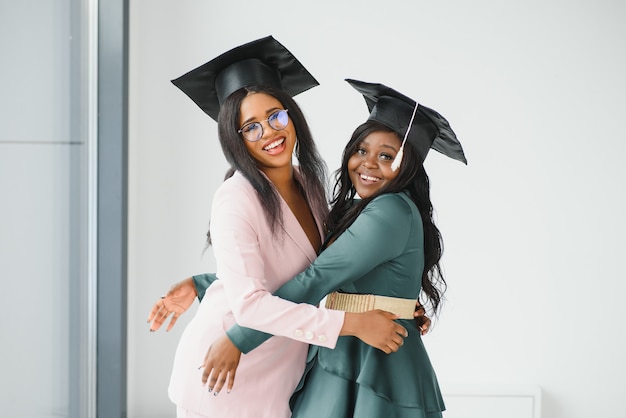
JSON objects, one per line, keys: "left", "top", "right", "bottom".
{"left": 276, "top": 197, "right": 321, "bottom": 264}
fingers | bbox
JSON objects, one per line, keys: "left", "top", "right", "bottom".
{"left": 387, "top": 329, "right": 407, "bottom": 353}
{"left": 204, "top": 367, "right": 221, "bottom": 393}
{"left": 226, "top": 367, "right": 237, "bottom": 394}
{"left": 397, "top": 324, "right": 408, "bottom": 338}
{"left": 358, "top": 310, "right": 413, "bottom": 355}
{"left": 383, "top": 311, "right": 408, "bottom": 353}
{"left": 153, "top": 310, "right": 170, "bottom": 331}
{"left": 377, "top": 319, "right": 408, "bottom": 354}
{"left": 415, "top": 315, "right": 431, "bottom": 335}
{"left": 201, "top": 346, "right": 238, "bottom": 395}
{"left": 202, "top": 366, "right": 235, "bottom": 395}
{"left": 212, "top": 369, "right": 229, "bottom": 395}
{"left": 201, "top": 346, "right": 213, "bottom": 384}
{"left": 202, "top": 367, "right": 214, "bottom": 389}
{"left": 166, "top": 312, "right": 180, "bottom": 332}
{"left": 391, "top": 334, "right": 404, "bottom": 350}
{"left": 380, "top": 309, "right": 401, "bottom": 320}
{"left": 414, "top": 303, "right": 425, "bottom": 316}
{"left": 383, "top": 312, "right": 408, "bottom": 336}
{"left": 381, "top": 337, "right": 402, "bottom": 354}
{"left": 148, "top": 298, "right": 170, "bottom": 332}
{"left": 146, "top": 303, "right": 159, "bottom": 323}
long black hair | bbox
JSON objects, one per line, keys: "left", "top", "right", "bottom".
{"left": 325, "top": 120, "right": 446, "bottom": 315}
{"left": 206, "top": 85, "right": 328, "bottom": 244}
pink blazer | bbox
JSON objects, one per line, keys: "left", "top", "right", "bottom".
{"left": 168, "top": 171, "right": 345, "bottom": 418}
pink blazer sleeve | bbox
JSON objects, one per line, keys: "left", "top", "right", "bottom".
{"left": 210, "top": 174, "right": 345, "bottom": 348}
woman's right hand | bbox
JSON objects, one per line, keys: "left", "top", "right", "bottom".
{"left": 342, "top": 310, "right": 408, "bottom": 354}
{"left": 200, "top": 335, "right": 242, "bottom": 395}
{"left": 147, "top": 277, "right": 197, "bottom": 332}
{"left": 414, "top": 303, "right": 432, "bottom": 335}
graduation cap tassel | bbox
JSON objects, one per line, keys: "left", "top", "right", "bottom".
{"left": 391, "top": 102, "right": 419, "bottom": 172}
{"left": 390, "top": 146, "right": 404, "bottom": 172}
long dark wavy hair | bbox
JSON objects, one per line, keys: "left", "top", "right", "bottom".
{"left": 206, "top": 85, "right": 328, "bottom": 245}
{"left": 325, "top": 120, "right": 446, "bottom": 315}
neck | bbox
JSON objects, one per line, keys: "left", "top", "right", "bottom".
{"left": 261, "top": 165, "right": 295, "bottom": 196}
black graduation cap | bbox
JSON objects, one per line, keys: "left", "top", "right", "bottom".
{"left": 171, "top": 36, "right": 319, "bottom": 121}
{"left": 345, "top": 79, "right": 467, "bottom": 165}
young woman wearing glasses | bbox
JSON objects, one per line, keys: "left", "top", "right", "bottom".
{"left": 158, "top": 37, "right": 408, "bottom": 418}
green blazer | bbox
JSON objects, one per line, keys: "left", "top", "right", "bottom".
{"left": 193, "top": 192, "right": 444, "bottom": 411}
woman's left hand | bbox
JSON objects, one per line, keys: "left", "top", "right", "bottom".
{"left": 200, "top": 335, "right": 242, "bottom": 395}
{"left": 147, "top": 277, "right": 197, "bottom": 332}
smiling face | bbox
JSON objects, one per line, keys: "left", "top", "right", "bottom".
{"left": 238, "top": 92, "right": 296, "bottom": 172}
{"left": 348, "top": 130, "right": 402, "bottom": 199}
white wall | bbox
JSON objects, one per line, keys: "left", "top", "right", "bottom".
{"left": 128, "top": 1, "right": 626, "bottom": 417}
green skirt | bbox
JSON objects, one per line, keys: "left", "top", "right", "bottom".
{"left": 290, "top": 329, "right": 445, "bottom": 418}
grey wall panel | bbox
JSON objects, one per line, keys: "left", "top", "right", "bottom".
{"left": 0, "top": 0, "right": 73, "bottom": 144}
{"left": 0, "top": 143, "right": 78, "bottom": 416}
{"left": 97, "top": 0, "right": 128, "bottom": 416}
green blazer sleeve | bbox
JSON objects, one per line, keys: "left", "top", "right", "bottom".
{"left": 226, "top": 193, "right": 415, "bottom": 353}
{"left": 192, "top": 273, "right": 218, "bottom": 302}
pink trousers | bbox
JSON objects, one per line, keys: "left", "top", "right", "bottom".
{"left": 177, "top": 405, "right": 208, "bottom": 418}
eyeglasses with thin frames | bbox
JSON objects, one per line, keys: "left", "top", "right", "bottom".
{"left": 238, "top": 109, "right": 289, "bottom": 142}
